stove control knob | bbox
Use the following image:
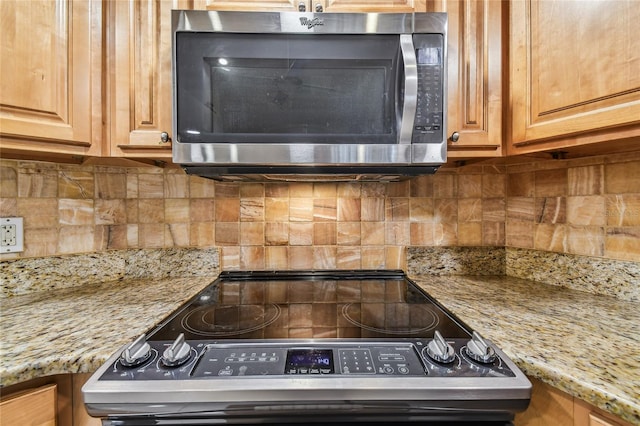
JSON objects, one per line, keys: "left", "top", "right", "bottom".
{"left": 466, "top": 331, "right": 497, "bottom": 364}
{"left": 120, "top": 334, "right": 152, "bottom": 367}
{"left": 426, "top": 330, "right": 456, "bottom": 363}
{"left": 162, "top": 333, "right": 191, "bottom": 367}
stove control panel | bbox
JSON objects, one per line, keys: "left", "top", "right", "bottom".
{"left": 190, "top": 344, "right": 427, "bottom": 377}
{"left": 98, "top": 338, "right": 516, "bottom": 381}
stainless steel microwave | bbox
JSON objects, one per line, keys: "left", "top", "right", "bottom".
{"left": 172, "top": 11, "right": 447, "bottom": 181}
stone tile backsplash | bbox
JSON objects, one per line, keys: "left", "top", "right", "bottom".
{"left": 1, "top": 150, "right": 639, "bottom": 274}
{"left": 505, "top": 151, "right": 640, "bottom": 262}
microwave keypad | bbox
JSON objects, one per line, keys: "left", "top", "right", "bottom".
{"left": 413, "top": 34, "right": 444, "bottom": 144}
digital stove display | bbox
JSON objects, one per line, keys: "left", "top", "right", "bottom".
{"left": 286, "top": 349, "right": 334, "bottom": 374}
{"left": 147, "top": 270, "right": 472, "bottom": 341}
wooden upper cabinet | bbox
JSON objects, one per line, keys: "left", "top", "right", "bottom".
{"left": 205, "top": 0, "right": 426, "bottom": 12}
{"left": 205, "top": 0, "right": 301, "bottom": 11}
{"left": 509, "top": 0, "right": 640, "bottom": 155}
{"left": 0, "top": 0, "right": 102, "bottom": 160}
{"left": 433, "top": 0, "right": 503, "bottom": 158}
{"left": 319, "top": 0, "right": 425, "bottom": 13}
{"left": 107, "top": 1, "right": 208, "bottom": 159}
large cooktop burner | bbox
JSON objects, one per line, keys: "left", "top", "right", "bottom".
{"left": 149, "top": 270, "right": 469, "bottom": 341}
{"left": 182, "top": 304, "right": 282, "bottom": 337}
{"left": 341, "top": 303, "right": 439, "bottom": 335}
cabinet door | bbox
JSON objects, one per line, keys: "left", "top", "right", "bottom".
{"left": 438, "top": 0, "right": 503, "bottom": 158}
{"left": 509, "top": 0, "right": 640, "bottom": 154}
{"left": 0, "top": 0, "right": 102, "bottom": 160}
{"left": 108, "top": 0, "right": 208, "bottom": 159}
{"left": 574, "top": 399, "right": 634, "bottom": 426}
{"left": 319, "top": 0, "right": 425, "bottom": 13}
{"left": 205, "top": 0, "right": 300, "bottom": 11}
{"left": 0, "top": 384, "right": 57, "bottom": 426}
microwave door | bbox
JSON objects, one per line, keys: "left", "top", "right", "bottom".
{"left": 398, "top": 34, "right": 418, "bottom": 145}
{"left": 174, "top": 33, "right": 401, "bottom": 146}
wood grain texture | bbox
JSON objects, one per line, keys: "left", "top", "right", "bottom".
{"left": 509, "top": 0, "right": 640, "bottom": 152}
{"left": 0, "top": 0, "right": 102, "bottom": 158}
{"left": 440, "top": 0, "right": 503, "bottom": 157}
{"left": 0, "top": 384, "right": 56, "bottom": 426}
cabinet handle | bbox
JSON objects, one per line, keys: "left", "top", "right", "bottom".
{"left": 450, "top": 131, "right": 460, "bottom": 142}
{"left": 159, "top": 132, "right": 171, "bottom": 144}
{"left": 315, "top": 3, "right": 323, "bottom": 12}
{"left": 298, "top": 2, "right": 306, "bottom": 11}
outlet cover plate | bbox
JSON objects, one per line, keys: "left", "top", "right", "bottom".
{"left": 1, "top": 217, "right": 24, "bottom": 253}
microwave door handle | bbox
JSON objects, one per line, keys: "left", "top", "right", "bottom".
{"left": 399, "top": 34, "right": 418, "bottom": 145}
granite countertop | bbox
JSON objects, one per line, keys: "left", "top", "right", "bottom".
{"left": 410, "top": 274, "right": 640, "bottom": 426}
{"left": 0, "top": 275, "right": 217, "bottom": 388}
{"left": 1, "top": 273, "right": 638, "bottom": 425}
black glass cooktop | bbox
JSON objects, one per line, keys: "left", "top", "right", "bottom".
{"left": 148, "top": 270, "right": 472, "bottom": 341}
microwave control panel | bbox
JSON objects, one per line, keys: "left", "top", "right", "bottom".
{"left": 412, "top": 34, "right": 444, "bottom": 144}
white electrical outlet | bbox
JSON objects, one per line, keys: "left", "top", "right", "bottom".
{"left": 1, "top": 217, "right": 24, "bottom": 253}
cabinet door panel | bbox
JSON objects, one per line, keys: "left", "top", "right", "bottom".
{"left": 510, "top": 0, "right": 640, "bottom": 148}
{"left": 438, "top": 0, "right": 502, "bottom": 158}
{"left": 109, "top": 0, "right": 207, "bottom": 158}
{"left": 205, "top": 0, "right": 299, "bottom": 11}
{"left": 0, "top": 384, "right": 56, "bottom": 426}
{"left": 0, "top": 0, "right": 102, "bottom": 157}
{"left": 321, "top": 0, "right": 424, "bottom": 13}
{"left": 109, "top": 0, "right": 173, "bottom": 157}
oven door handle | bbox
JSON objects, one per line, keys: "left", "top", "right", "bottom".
{"left": 399, "top": 34, "right": 418, "bottom": 145}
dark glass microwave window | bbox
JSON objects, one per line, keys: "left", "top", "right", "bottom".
{"left": 208, "top": 58, "right": 390, "bottom": 136}
{"left": 175, "top": 33, "right": 401, "bottom": 144}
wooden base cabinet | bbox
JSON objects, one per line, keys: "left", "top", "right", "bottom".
{"left": 514, "top": 378, "right": 634, "bottom": 426}
{"left": 0, "top": 0, "right": 103, "bottom": 161}
{"left": 509, "top": 0, "right": 640, "bottom": 156}
{"left": 0, "top": 374, "right": 100, "bottom": 426}
{"left": 0, "top": 384, "right": 56, "bottom": 426}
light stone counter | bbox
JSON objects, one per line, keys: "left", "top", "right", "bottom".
{"left": 0, "top": 275, "right": 216, "bottom": 388}
{"left": 1, "top": 265, "right": 638, "bottom": 424}
{"left": 410, "top": 275, "right": 640, "bottom": 426}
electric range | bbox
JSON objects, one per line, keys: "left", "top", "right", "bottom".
{"left": 83, "top": 270, "right": 531, "bottom": 425}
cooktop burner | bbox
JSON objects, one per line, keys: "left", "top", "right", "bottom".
{"left": 182, "top": 304, "right": 282, "bottom": 337}
{"left": 341, "top": 303, "right": 439, "bottom": 335}
{"left": 149, "top": 270, "right": 470, "bottom": 341}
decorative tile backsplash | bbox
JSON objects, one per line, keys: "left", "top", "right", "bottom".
{"left": 1, "top": 151, "right": 639, "bottom": 273}
{"left": 505, "top": 151, "right": 640, "bottom": 262}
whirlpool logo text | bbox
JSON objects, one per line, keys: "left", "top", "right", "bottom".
{"left": 300, "top": 17, "right": 324, "bottom": 29}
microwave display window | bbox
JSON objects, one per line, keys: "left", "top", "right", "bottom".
{"left": 417, "top": 47, "right": 442, "bottom": 66}
{"left": 176, "top": 33, "right": 402, "bottom": 144}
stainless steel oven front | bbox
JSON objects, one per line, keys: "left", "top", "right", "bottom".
{"left": 171, "top": 11, "right": 447, "bottom": 180}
